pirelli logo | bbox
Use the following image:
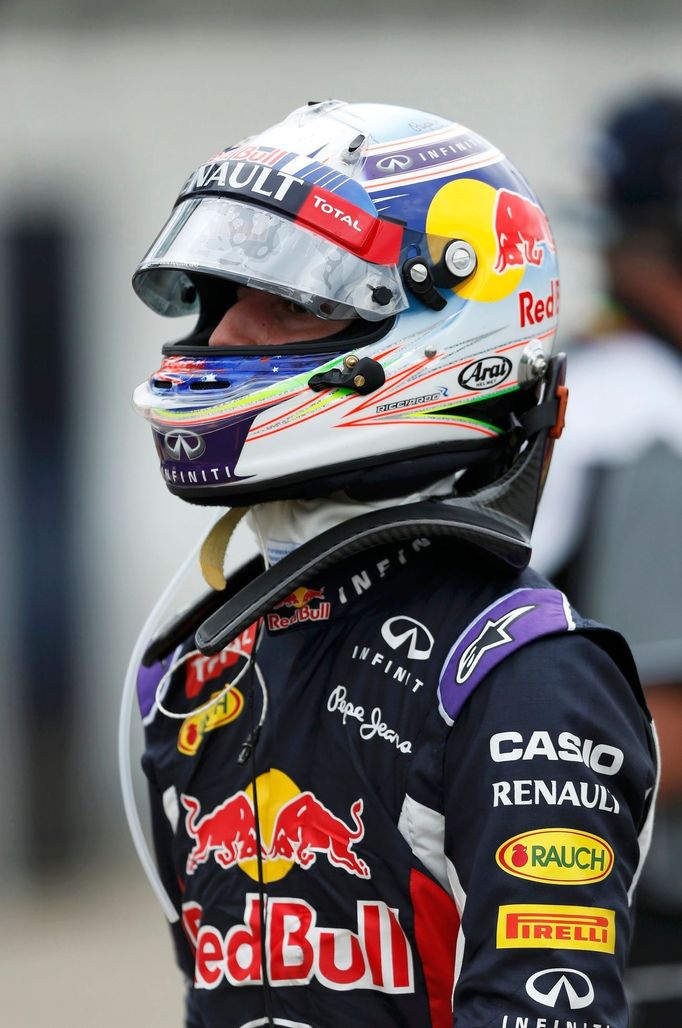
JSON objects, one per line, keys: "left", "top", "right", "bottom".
{"left": 496, "top": 904, "right": 616, "bottom": 953}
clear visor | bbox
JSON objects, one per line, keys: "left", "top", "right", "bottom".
{"left": 133, "top": 197, "right": 409, "bottom": 322}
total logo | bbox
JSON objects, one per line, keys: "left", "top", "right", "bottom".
{"left": 525, "top": 967, "right": 595, "bottom": 1011}
{"left": 267, "top": 586, "right": 331, "bottom": 631}
{"left": 185, "top": 626, "right": 256, "bottom": 699}
{"left": 496, "top": 828, "right": 614, "bottom": 885}
{"left": 181, "top": 769, "right": 370, "bottom": 882}
{"left": 192, "top": 893, "right": 414, "bottom": 994}
{"left": 177, "top": 688, "right": 244, "bottom": 756}
{"left": 310, "top": 193, "right": 364, "bottom": 233}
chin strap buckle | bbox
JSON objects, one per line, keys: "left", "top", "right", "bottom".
{"left": 308, "top": 355, "right": 385, "bottom": 395}
{"left": 549, "top": 383, "right": 569, "bottom": 439}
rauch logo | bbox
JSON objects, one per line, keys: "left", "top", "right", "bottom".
{"left": 496, "top": 828, "right": 614, "bottom": 884}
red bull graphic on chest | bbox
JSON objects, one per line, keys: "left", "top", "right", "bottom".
{"left": 267, "top": 586, "right": 331, "bottom": 631}
{"left": 181, "top": 769, "right": 370, "bottom": 881}
{"left": 194, "top": 894, "right": 414, "bottom": 993}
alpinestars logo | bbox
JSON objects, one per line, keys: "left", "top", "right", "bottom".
{"left": 456, "top": 605, "right": 535, "bottom": 684}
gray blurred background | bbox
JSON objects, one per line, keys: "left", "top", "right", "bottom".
{"left": 1, "top": 1, "right": 680, "bottom": 1023}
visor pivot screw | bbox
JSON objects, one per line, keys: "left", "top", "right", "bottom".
{"left": 424, "top": 347, "right": 437, "bottom": 358}
{"left": 344, "top": 354, "right": 360, "bottom": 369}
{"left": 371, "top": 285, "right": 393, "bottom": 306}
{"left": 444, "top": 240, "right": 477, "bottom": 279}
{"left": 353, "top": 374, "right": 366, "bottom": 389}
{"left": 408, "top": 262, "right": 429, "bottom": 284}
{"left": 519, "top": 340, "right": 550, "bottom": 386}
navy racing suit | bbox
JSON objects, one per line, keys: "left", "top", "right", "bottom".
{"left": 138, "top": 536, "right": 657, "bottom": 1028}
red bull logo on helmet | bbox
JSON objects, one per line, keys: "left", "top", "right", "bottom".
{"left": 268, "top": 586, "right": 331, "bottom": 631}
{"left": 181, "top": 769, "right": 370, "bottom": 881}
{"left": 493, "top": 189, "right": 556, "bottom": 274}
{"left": 194, "top": 894, "right": 414, "bottom": 994}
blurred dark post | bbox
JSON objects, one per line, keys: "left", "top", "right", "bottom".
{"left": 6, "top": 217, "right": 79, "bottom": 876}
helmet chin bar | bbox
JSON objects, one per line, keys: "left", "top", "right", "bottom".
{"left": 193, "top": 355, "right": 567, "bottom": 656}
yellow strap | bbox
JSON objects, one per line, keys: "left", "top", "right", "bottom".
{"left": 199, "top": 507, "right": 250, "bottom": 591}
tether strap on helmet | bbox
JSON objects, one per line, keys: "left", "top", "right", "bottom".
{"left": 200, "top": 506, "right": 250, "bottom": 589}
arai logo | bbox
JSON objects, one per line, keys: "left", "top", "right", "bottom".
{"left": 458, "top": 356, "right": 512, "bottom": 391}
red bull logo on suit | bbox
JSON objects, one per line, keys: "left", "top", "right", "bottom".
{"left": 181, "top": 769, "right": 370, "bottom": 881}
{"left": 194, "top": 894, "right": 414, "bottom": 993}
{"left": 267, "top": 586, "right": 331, "bottom": 631}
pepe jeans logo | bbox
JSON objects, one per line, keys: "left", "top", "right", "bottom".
{"left": 496, "top": 828, "right": 614, "bottom": 885}
{"left": 163, "top": 428, "right": 205, "bottom": 460}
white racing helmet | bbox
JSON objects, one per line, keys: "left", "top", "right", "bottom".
{"left": 133, "top": 99, "right": 563, "bottom": 512}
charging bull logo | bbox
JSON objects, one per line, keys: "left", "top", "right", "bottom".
{"left": 425, "top": 177, "right": 558, "bottom": 305}
{"left": 267, "top": 793, "right": 369, "bottom": 877}
{"left": 267, "top": 586, "right": 331, "bottom": 631}
{"left": 493, "top": 188, "right": 555, "bottom": 273}
{"left": 182, "top": 792, "right": 261, "bottom": 873}
{"left": 181, "top": 770, "right": 370, "bottom": 881}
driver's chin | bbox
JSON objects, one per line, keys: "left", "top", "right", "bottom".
{"left": 209, "top": 287, "right": 353, "bottom": 346}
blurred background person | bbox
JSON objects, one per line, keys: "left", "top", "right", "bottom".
{"left": 533, "top": 91, "right": 682, "bottom": 1026}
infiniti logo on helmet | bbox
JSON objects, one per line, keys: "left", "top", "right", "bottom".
{"left": 525, "top": 968, "right": 594, "bottom": 1010}
{"left": 163, "top": 429, "right": 206, "bottom": 461}
{"left": 381, "top": 617, "right": 434, "bottom": 660}
{"left": 376, "top": 154, "right": 413, "bottom": 173}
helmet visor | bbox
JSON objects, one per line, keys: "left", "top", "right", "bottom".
{"left": 133, "top": 196, "right": 409, "bottom": 322}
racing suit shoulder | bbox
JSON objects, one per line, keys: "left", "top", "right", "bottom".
{"left": 441, "top": 623, "right": 657, "bottom": 1027}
